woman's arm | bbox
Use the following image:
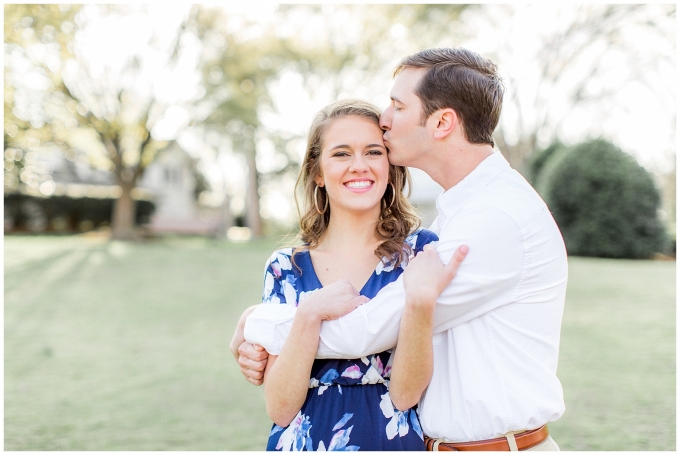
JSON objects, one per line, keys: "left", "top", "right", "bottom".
{"left": 262, "top": 280, "right": 369, "bottom": 427}
{"left": 263, "top": 306, "right": 322, "bottom": 427}
{"left": 389, "top": 244, "right": 468, "bottom": 411}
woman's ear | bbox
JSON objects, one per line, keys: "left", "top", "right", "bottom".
{"left": 314, "top": 176, "right": 324, "bottom": 187}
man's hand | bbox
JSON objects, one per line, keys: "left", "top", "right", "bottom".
{"left": 403, "top": 244, "right": 469, "bottom": 306}
{"left": 298, "top": 279, "right": 370, "bottom": 321}
{"left": 231, "top": 305, "right": 269, "bottom": 386}
{"left": 237, "top": 341, "right": 268, "bottom": 385}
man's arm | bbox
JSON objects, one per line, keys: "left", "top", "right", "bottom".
{"left": 231, "top": 305, "right": 268, "bottom": 385}
{"left": 245, "top": 207, "right": 524, "bottom": 359}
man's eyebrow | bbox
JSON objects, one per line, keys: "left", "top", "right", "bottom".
{"left": 391, "top": 96, "right": 403, "bottom": 104}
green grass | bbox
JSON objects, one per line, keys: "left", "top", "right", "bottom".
{"left": 4, "top": 235, "right": 278, "bottom": 450}
{"left": 4, "top": 236, "right": 676, "bottom": 450}
{"left": 550, "top": 257, "right": 676, "bottom": 450}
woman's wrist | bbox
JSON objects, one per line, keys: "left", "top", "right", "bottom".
{"left": 404, "top": 292, "right": 438, "bottom": 311}
{"left": 404, "top": 295, "right": 437, "bottom": 329}
{"left": 295, "top": 300, "right": 325, "bottom": 326}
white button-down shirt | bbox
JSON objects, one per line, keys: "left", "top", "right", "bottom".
{"left": 245, "top": 152, "right": 567, "bottom": 442}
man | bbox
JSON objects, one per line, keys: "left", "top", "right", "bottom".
{"left": 232, "top": 48, "right": 567, "bottom": 451}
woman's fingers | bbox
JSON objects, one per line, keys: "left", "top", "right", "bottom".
{"left": 304, "top": 279, "right": 369, "bottom": 321}
{"left": 444, "top": 244, "right": 469, "bottom": 279}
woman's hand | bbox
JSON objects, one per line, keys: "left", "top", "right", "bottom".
{"left": 403, "top": 244, "right": 469, "bottom": 307}
{"left": 297, "top": 279, "right": 370, "bottom": 321}
{"left": 389, "top": 244, "right": 468, "bottom": 411}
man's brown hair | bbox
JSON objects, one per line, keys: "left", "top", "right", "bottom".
{"left": 395, "top": 47, "right": 504, "bottom": 146}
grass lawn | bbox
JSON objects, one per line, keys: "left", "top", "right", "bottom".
{"left": 550, "top": 256, "right": 676, "bottom": 450}
{"left": 4, "top": 235, "right": 676, "bottom": 450}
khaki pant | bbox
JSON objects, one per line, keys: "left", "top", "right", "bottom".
{"left": 527, "top": 435, "right": 560, "bottom": 451}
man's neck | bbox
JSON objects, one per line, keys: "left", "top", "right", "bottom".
{"left": 421, "top": 143, "right": 495, "bottom": 191}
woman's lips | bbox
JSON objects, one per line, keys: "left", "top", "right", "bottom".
{"left": 344, "top": 180, "right": 374, "bottom": 193}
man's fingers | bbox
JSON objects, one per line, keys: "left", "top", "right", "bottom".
{"left": 241, "top": 365, "right": 265, "bottom": 380}
{"left": 238, "top": 342, "right": 268, "bottom": 361}
{"left": 245, "top": 377, "right": 263, "bottom": 386}
{"left": 239, "top": 355, "right": 267, "bottom": 371}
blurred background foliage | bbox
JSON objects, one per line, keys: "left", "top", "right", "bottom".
{"left": 4, "top": 4, "right": 676, "bottom": 255}
{"left": 533, "top": 139, "right": 670, "bottom": 258}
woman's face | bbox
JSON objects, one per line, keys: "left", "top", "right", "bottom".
{"left": 315, "top": 115, "right": 390, "bottom": 217}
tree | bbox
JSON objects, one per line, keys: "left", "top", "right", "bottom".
{"left": 4, "top": 5, "right": 80, "bottom": 197}
{"left": 5, "top": 4, "right": 198, "bottom": 239}
{"left": 188, "top": 6, "right": 310, "bottom": 236}
{"left": 186, "top": 5, "right": 472, "bottom": 234}
{"left": 477, "top": 4, "right": 676, "bottom": 175}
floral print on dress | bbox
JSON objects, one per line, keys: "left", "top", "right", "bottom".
{"left": 263, "top": 228, "right": 439, "bottom": 451}
{"left": 272, "top": 412, "right": 313, "bottom": 451}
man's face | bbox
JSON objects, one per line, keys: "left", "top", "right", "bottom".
{"left": 379, "top": 67, "right": 431, "bottom": 168}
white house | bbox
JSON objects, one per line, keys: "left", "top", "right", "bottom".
{"left": 141, "top": 141, "right": 230, "bottom": 236}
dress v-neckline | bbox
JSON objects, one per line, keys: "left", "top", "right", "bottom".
{"left": 305, "top": 250, "right": 379, "bottom": 296}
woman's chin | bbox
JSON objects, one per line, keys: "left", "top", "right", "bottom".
{"left": 331, "top": 201, "right": 383, "bottom": 216}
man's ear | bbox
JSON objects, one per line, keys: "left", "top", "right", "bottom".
{"left": 432, "top": 108, "right": 458, "bottom": 139}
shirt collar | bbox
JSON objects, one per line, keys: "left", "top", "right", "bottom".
{"left": 435, "top": 152, "right": 510, "bottom": 219}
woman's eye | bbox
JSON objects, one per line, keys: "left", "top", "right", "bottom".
{"left": 367, "top": 150, "right": 383, "bottom": 156}
{"left": 332, "top": 151, "right": 349, "bottom": 157}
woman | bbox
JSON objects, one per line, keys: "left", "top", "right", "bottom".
{"left": 254, "top": 100, "right": 457, "bottom": 451}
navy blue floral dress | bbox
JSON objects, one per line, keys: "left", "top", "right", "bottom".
{"left": 260, "top": 228, "right": 439, "bottom": 451}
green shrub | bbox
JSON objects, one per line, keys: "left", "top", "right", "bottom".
{"left": 542, "top": 139, "right": 666, "bottom": 259}
{"left": 527, "top": 140, "right": 567, "bottom": 185}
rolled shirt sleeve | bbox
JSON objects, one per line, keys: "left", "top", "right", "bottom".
{"left": 244, "top": 205, "right": 524, "bottom": 359}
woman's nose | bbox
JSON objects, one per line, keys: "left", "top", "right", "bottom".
{"left": 349, "top": 154, "right": 369, "bottom": 172}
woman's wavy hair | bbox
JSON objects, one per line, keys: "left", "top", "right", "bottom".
{"left": 292, "top": 99, "right": 421, "bottom": 269}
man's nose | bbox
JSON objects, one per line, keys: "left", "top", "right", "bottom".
{"left": 379, "top": 109, "right": 391, "bottom": 131}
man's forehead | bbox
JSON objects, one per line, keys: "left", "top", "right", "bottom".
{"left": 391, "top": 67, "right": 425, "bottom": 97}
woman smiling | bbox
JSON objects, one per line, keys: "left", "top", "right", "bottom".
{"left": 254, "top": 100, "right": 461, "bottom": 451}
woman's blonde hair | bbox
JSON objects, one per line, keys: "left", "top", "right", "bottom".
{"left": 293, "top": 99, "right": 421, "bottom": 268}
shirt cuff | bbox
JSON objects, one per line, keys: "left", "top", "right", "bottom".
{"left": 243, "top": 303, "right": 297, "bottom": 355}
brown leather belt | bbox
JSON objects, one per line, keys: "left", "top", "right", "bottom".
{"left": 425, "top": 425, "right": 549, "bottom": 451}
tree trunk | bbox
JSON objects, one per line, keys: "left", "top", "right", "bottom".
{"left": 245, "top": 151, "right": 262, "bottom": 237}
{"left": 110, "top": 183, "right": 138, "bottom": 240}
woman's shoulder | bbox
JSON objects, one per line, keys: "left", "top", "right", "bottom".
{"left": 264, "top": 246, "right": 311, "bottom": 276}
{"left": 263, "top": 247, "right": 296, "bottom": 275}
{"left": 404, "top": 228, "right": 439, "bottom": 252}
{"left": 266, "top": 247, "right": 294, "bottom": 264}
